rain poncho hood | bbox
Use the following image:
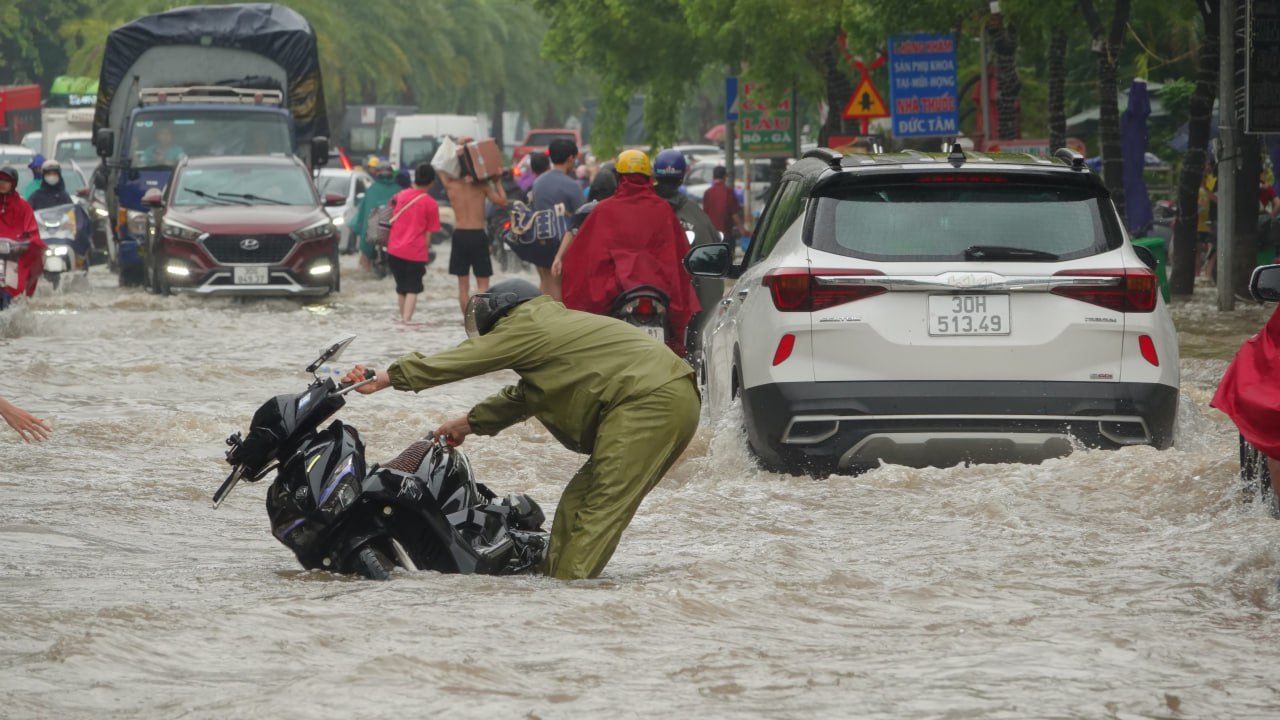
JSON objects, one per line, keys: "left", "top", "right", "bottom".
{"left": 561, "top": 174, "right": 700, "bottom": 356}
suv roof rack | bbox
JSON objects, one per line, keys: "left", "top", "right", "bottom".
{"left": 1053, "top": 147, "right": 1087, "bottom": 171}
{"left": 802, "top": 147, "right": 843, "bottom": 169}
{"left": 139, "top": 86, "right": 285, "bottom": 107}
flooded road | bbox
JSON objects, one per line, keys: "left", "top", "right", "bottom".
{"left": 3, "top": 254, "right": 1279, "bottom": 718}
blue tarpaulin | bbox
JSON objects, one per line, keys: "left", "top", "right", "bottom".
{"left": 1122, "top": 78, "right": 1153, "bottom": 234}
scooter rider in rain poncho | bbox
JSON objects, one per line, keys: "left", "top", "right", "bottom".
{"left": 560, "top": 150, "right": 700, "bottom": 358}
{"left": 28, "top": 160, "right": 73, "bottom": 211}
{"left": 341, "top": 279, "right": 700, "bottom": 580}
{"left": 0, "top": 166, "right": 45, "bottom": 307}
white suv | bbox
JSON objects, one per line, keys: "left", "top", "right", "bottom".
{"left": 685, "top": 147, "right": 1180, "bottom": 475}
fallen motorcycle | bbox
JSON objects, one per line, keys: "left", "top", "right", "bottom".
{"left": 213, "top": 336, "right": 548, "bottom": 579}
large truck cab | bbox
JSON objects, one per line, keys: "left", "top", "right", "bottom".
{"left": 96, "top": 89, "right": 305, "bottom": 278}
{"left": 90, "top": 3, "right": 330, "bottom": 286}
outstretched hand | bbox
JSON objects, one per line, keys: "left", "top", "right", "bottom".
{"left": 340, "top": 365, "right": 391, "bottom": 394}
{"left": 434, "top": 416, "right": 472, "bottom": 446}
{"left": 0, "top": 398, "right": 52, "bottom": 443}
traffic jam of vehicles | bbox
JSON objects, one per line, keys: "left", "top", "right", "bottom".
{"left": 4, "top": 2, "right": 1280, "bottom": 715}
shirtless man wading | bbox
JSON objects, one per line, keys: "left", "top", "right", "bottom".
{"left": 440, "top": 140, "right": 508, "bottom": 315}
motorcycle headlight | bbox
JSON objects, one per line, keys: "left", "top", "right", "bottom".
{"left": 330, "top": 216, "right": 345, "bottom": 226}
{"left": 126, "top": 210, "right": 149, "bottom": 236}
{"left": 161, "top": 219, "right": 206, "bottom": 242}
{"left": 93, "top": 206, "right": 109, "bottom": 218}
{"left": 45, "top": 245, "right": 71, "bottom": 257}
{"left": 291, "top": 220, "right": 335, "bottom": 242}
{"left": 318, "top": 456, "right": 359, "bottom": 514}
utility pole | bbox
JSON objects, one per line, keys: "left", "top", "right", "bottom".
{"left": 1218, "top": 0, "right": 1235, "bottom": 310}
{"left": 726, "top": 66, "right": 737, "bottom": 194}
{"left": 979, "top": 25, "right": 991, "bottom": 149}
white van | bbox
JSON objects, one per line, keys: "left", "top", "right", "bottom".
{"left": 382, "top": 114, "right": 485, "bottom": 169}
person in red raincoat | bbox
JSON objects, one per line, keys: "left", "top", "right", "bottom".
{"left": 1212, "top": 304, "right": 1280, "bottom": 481}
{"left": 0, "top": 166, "right": 44, "bottom": 304}
{"left": 560, "top": 150, "right": 700, "bottom": 357}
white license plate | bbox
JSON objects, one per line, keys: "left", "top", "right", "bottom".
{"left": 928, "top": 294, "right": 1010, "bottom": 336}
{"left": 639, "top": 325, "right": 665, "bottom": 342}
{"left": 233, "top": 266, "right": 270, "bottom": 285}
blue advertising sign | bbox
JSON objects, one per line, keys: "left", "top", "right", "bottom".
{"left": 725, "top": 76, "right": 739, "bottom": 121}
{"left": 888, "top": 33, "right": 959, "bottom": 138}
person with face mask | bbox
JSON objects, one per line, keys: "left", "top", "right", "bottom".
{"left": 0, "top": 166, "right": 46, "bottom": 306}
{"left": 339, "top": 279, "right": 700, "bottom": 581}
{"left": 28, "top": 160, "right": 73, "bottom": 211}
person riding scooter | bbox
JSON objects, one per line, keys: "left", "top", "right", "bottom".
{"left": 560, "top": 150, "right": 699, "bottom": 357}
{"left": 0, "top": 166, "right": 46, "bottom": 306}
{"left": 28, "top": 160, "right": 73, "bottom": 211}
{"left": 652, "top": 148, "right": 722, "bottom": 358}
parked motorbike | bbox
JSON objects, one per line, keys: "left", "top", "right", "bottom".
{"left": 608, "top": 285, "right": 672, "bottom": 346}
{"left": 213, "top": 336, "right": 549, "bottom": 579}
{"left": 1, "top": 238, "right": 32, "bottom": 310}
{"left": 36, "top": 203, "right": 91, "bottom": 290}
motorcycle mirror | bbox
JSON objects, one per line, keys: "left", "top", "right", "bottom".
{"left": 1249, "top": 264, "right": 1280, "bottom": 303}
{"left": 306, "top": 335, "right": 357, "bottom": 374}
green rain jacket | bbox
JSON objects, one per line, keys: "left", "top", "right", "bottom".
{"left": 351, "top": 175, "right": 400, "bottom": 249}
{"left": 386, "top": 296, "right": 695, "bottom": 454}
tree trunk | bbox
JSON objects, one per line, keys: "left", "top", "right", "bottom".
{"left": 988, "top": 15, "right": 1021, "bottom": 140}
{"left": 1080, "top": 0, "right": 1132, "bottom": 224}
{"left": 1235, "top": 133, "right": 1261, "bottom": 293}
{"left": 1171, "top": 0, "right": 1218, "bottom": 297}
{"left": 1048, "top": 30, "right": 1067, "bottom": 151}
{"left": 818, "top": 38, "right": 857, "bottom": 145}
{"left": 492, "top": 87, "right": 506, "bottom": 150}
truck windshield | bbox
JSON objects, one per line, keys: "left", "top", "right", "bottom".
{"left": 129, "top": 111, "right": 292, "bottom": 167}
{"left": 174, "top": 166, "right": 316, "bottom": 207}
{"left": 55, "top": 138, "right": 97, "bottom": 163}
{"left": 400, "top": 138, "right": 438, "bottom": 169}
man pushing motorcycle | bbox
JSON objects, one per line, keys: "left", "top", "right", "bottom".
{"left": 341, "top": 279, "right": 700, "bottom": 580}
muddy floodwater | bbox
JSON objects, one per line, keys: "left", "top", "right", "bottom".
{"left": 3, "top": 253, "right": 1279, "bottom": 719}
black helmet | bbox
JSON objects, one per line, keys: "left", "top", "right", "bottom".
{"left": 464, "top": 279, "right": 541, "bottom": 338}
{"left": 0, "top": 166, "right": 18, "bottom": 185}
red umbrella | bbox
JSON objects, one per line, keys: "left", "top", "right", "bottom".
{"left": 704, "top": 123, "right": 726, "bottom": 142}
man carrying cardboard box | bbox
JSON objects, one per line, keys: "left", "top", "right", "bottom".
{"left": 440, "top": 137, "right": 508, "bottom": 316}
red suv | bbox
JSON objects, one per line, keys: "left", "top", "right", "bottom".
{"left": 142, "top": 155, "right": 341, "bottom": 296}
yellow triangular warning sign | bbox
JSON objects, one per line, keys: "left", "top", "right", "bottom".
{"left": 842, "top": 78, "right": 889, "bottom": 119}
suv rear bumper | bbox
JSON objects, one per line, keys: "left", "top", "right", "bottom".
{"left": 740, "top": 380, "right": 1179, "bottom": 473}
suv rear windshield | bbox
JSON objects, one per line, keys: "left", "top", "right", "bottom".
{"left": 811, "top": 180, "right": 1122, "bottom": 262}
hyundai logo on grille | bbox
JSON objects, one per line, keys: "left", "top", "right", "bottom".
{"left": 240, "top": 238, "right": 260, "bottom": 251}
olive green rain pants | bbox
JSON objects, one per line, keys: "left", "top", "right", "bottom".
{"left": 545, "top": 376, "right": 701, "bottom": 580}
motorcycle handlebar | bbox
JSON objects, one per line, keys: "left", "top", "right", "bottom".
{"left": 334, "top": 368, "right": 377, "bottom": 396}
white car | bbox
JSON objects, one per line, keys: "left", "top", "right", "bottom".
{"left": 685, "top": 147, "right": 1180, "bottom": 475}
{"left": 684, "top": 156, "right": 774, "bottom": 210}
{"left": 0, "top": 144, "right": 35, "bottom": 171}
{"left": 315, "top": 168, "right": 371, "bottom": 253}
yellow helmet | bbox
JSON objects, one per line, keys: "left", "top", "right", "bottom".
{"left": 366, "top": 155, "right": 381, "bottom": 169}
{"left": 615, "top": 149, "right": 652, "bottom": 177}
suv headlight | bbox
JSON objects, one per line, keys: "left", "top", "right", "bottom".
{"left": 126, "top": 210, "right": 150, "bottom": 236}
{"left": 291, "top": 220, "right": 335, "bottom": 242}
{"left": 160, "top": 218, "right": 206, "bottom": 242}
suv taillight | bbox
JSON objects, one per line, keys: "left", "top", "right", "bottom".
{"left": 1050, "top": 267, "right": 1157, "bottom": 313}
{"left": 763, "top": 268, "right": 887, "bottom": 312}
